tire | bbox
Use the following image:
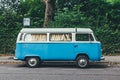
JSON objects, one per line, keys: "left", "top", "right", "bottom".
{"left": 76, "top": 56, "right": 89, "bottom": 68}
{"left": 26, "top": 57, "right": 40, "bottom": 68}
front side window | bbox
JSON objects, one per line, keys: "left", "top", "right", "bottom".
{"left": 24, "top": 33, "right": 47, "bottom": 41}
{"left": 50, "top": 33, "right": 72, "bottom": 41}
{"left": 76, "top": 34, "right": 94, "bottom": 41}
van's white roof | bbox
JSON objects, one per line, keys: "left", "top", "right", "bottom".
{"left": 20, "top": 28, "right": 93, "bottom": 33}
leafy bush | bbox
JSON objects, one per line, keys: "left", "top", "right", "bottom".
{"left": 0, "top": 0, "right": 120, "bottom": 54}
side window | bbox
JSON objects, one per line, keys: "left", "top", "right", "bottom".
{"left": 19, "top": 33, "right": 24, "bottom": 41}
{"left": 50, "top": 33, "right": 72, "bottom": 41}
{"left": 76, "top": 34, "right": 94, "bottom": 41}
{"left": 24, "top": 33, "right": 47, "bottom": 41}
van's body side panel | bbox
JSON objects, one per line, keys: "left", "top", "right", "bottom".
{"left": 15, "top": 42, "right": 102, "bottom": 61}
{"left": 74, "top": 42, "right": 102, "bottom": 61}
{"left": 15, "top": 42, "right": 75, "bottom": 60}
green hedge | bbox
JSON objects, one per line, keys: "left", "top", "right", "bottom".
{"left": 0, "top": 0, "right": 119, "bottom": 54}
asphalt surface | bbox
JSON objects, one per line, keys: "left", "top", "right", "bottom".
{"left": 0, "top": 56, "right": 120, "bottom": 80}
{"left": 0, "top": 63, "right": 120, "bottom": 80}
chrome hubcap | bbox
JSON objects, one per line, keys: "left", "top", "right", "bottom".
{"left": 78, "top": 58, "right": 87, "bottom": 67}
{"left": 28, "top": 58, "right": 37, "bottom": 66}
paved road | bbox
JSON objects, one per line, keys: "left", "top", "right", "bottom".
{"left": 0, "top": 63, "right": 120, "bottom": 80}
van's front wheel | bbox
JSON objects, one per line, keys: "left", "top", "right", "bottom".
{"left": 26, "top": 57, "right": 40, "bottom": 68}
{"left": 76, "top": 56, "right": 89, "bottom": 68}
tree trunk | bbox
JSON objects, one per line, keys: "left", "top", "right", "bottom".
{"left": 42, "top": 0, "right": 55, "bottom": 28}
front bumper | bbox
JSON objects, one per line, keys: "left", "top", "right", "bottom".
{"left": 101, "top": 56, "right": 105, "bottom": 60}
{"left": 14, "top": 57, "right": 19, "bottom": 60}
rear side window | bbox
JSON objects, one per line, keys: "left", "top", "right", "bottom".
{"left": 50, "top": 33, "right": 72, "bottom": 41}
{"left": 76, "top": 34, "right": 94, "bottom": 41}
{"left": 24, "top": 33, "right": 47, "bottom": 41}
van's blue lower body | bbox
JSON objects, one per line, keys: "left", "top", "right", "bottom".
{"left": 15, "top": 42, "right": 102, "bottom": 62}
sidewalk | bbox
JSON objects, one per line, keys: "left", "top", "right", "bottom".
{"left": 0, "top": 56, "right": 120, "bottom": 64}
{"left": 0, "top": 56, "right": 23, "bottom": 64}
{"left": 104, "top": 56, "right": 120, "bottom": 63}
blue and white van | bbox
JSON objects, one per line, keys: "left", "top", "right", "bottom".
{"left": 14, "top": 28, "right": 104, "bottom": 68}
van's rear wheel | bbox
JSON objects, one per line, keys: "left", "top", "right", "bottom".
{"left": 26, "top": 57, "right": 40, "bottom": 68}
{"left": 76, "top": 56, "right": 89, "bottom": 68}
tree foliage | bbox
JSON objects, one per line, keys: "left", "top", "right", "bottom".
{"left": 0, "top": 0, "right": 119, "bottom": 54}
{"left": 49, "top": 0, "right": 120, "bottom": 54}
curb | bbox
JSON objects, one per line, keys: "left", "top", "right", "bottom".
{"left": 0, "top": 56, "right": 120, "bottom": 66}
{"left": 0, "top": 60, "right": 24, "bottom": 64}
{"left": 0, "top": 60, "right": 119, "bottom": 65}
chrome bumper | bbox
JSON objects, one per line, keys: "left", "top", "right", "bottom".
{"left": 14, "top": 57, "right": 18, "bottom": 60}
{"left": 101, "top": 56, "right": 105, "bottom": 60}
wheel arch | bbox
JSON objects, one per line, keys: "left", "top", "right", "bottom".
{"left": 24, "top": 56, "right": 41, "bottom": 61}
{"left": 75, "top": 53, "right": 89, "bottom": 60}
